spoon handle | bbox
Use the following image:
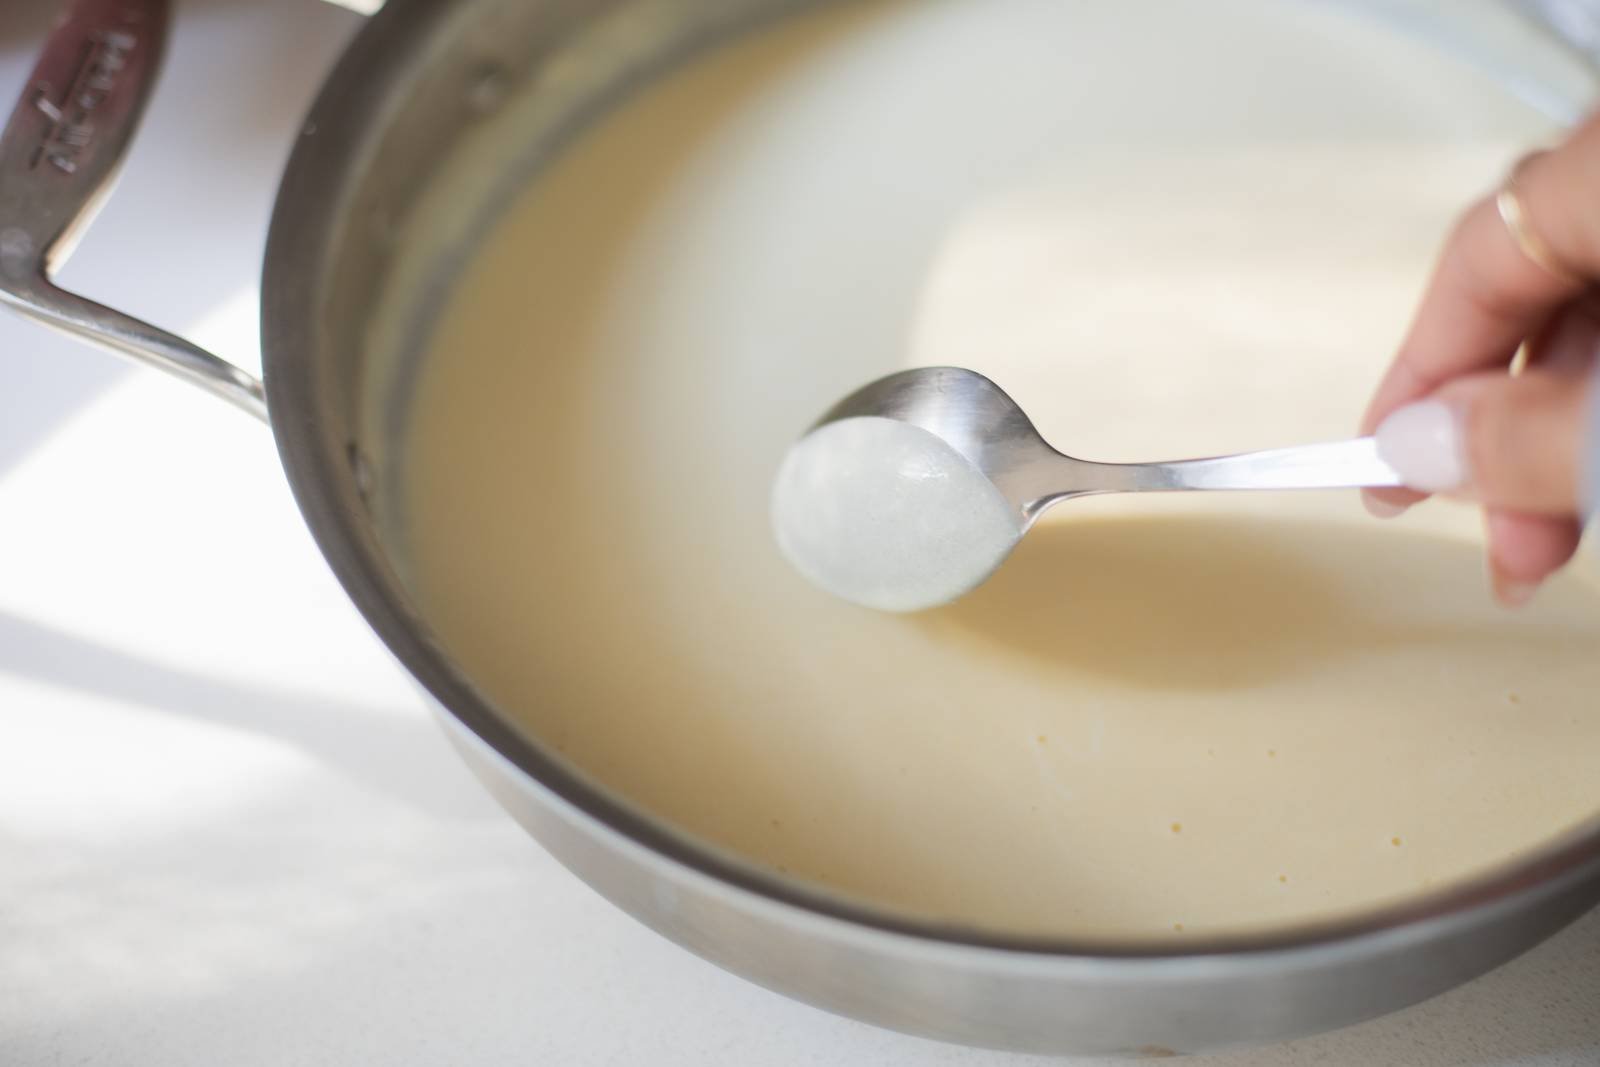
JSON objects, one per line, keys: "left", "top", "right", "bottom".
{"left": 1105, "top": 436, "right": 1403, "bottom": 492}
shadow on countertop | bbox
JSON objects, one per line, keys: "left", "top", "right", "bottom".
{"left": 0, "top": 606, "right": 497, "bottom": 821}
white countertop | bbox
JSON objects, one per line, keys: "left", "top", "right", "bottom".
{"left": 0, "top": 2, "right": 1597, "bottom": 1063}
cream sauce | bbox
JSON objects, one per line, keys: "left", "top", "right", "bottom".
{"left": 400, "top": 0, "right": 1600, "bottom": 938}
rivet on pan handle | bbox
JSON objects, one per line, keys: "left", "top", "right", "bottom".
{"left": 0, "top": 0, "right": 268, "bottom": 421}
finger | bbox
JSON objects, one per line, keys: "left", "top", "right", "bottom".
{"left": 1484, "top": 509, "right": 1583, "bottom": 607}
{"left": 1358, "top": 179, "right": 1573, "bottom": 521}
{"left": 1480, "top": 306, "right": 1592, "bottom": 606}
{"left": 1359, "top": 198, "right": 1558, "bottom": 428}
{"left": 1358, "top": 111, "right": 1600, "bottom": 523}
{"left": 1374, "top": 367, "right": 1592, "bottom": 514}
{"left": 1363, "top": 304, "right": 1598, "bottom": 518}
{"left": 1363, "top": 112, "right": 1600, "bottom": 432}
{"left": 1525, "top": 299, "right": 1600, "bottom": 377}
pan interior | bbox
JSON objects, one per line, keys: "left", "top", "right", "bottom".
{"left": 361, "top": 0, "right": 1600, "bottom": 941}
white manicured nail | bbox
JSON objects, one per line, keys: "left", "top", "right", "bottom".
{"left": 1362, "top": 491, "right": 1407, "bottom": 519}
{"left": 1495, "top": 576, "right": 1539, "bottom": 609}
{"left": 1375, "top": 400, "right": 1468, "bottom": 494}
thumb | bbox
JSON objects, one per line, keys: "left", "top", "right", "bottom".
{"left": 1374, "top": 369, "right": 1593, "bottom": 515}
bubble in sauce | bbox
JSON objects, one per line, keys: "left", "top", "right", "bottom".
{"left": 770, "top": 416, "right": 1022, "bottom": 612}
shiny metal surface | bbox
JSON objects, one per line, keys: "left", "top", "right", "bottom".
{"left": 0, "top": 0, "right": 266, "bottom": 419}
{"left": 818, "top": 367, "right": 1402, "bottom": 526}
{"left": 8, "top": 0, "right": 1600, "bottom": 1055}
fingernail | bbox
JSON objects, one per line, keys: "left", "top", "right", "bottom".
{"left": 1492, "top": 571, "right": 1539, "bottom": 609}
{"left": 1375, "top": 400, "right": 1469, "bottom": 494}
{"left": 1362, "top": 491, "right": 1407, "bottom": 519}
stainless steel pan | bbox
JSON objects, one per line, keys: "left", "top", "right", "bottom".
{"left": 4, "top": 0, "right": 1600, "bottom": 1056}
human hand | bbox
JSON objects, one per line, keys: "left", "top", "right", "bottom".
{"left": 1361, "top": 114, "right": 1600, "bottom": 607}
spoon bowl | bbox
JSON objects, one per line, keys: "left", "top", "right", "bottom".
{"left": 815, "top": 367, "right": 1105, "bottom": 526}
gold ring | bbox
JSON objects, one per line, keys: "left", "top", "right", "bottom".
{"left": 1497, "top": 152, "right": 1583, "bottom": 287}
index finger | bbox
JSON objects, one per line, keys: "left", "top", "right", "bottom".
{"left": 1359, "top": 124, "right": 1600, "bottom": 435}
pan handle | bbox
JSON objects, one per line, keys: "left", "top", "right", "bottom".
{"left": 0, "top": 0, "right": 266, "bottom": 421}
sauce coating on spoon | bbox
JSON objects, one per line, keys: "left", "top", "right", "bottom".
{"left": 771, "top": 416, "right": 1022, "bottom": 611}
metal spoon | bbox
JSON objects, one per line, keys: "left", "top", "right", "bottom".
{"left": 824, "top": 366, "right": 1402, "bottom": 511}
{"left": 772, "top": 366, "right": 1402, "bottom": 612}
